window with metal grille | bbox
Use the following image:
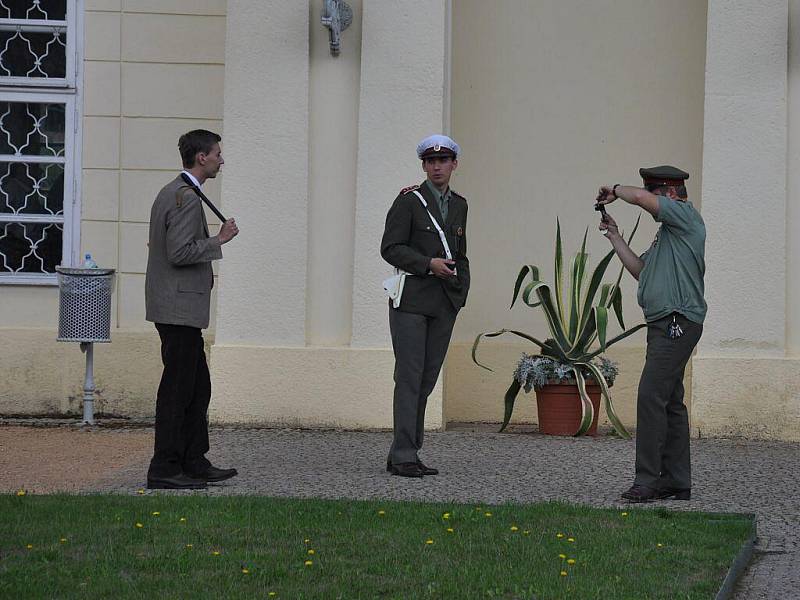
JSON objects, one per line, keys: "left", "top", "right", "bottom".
{"left": 0, "top": 0, "right": 79, "bottom": 285}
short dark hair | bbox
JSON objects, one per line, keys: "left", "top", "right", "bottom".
{"left": 178, "top": 129, "right": 221, "bottom": 168}
{"left": 646, "top": 183, "right": 687, "bottom": 199}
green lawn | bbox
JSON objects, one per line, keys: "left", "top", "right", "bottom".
{"left": 0, "top": 493, "right": 752, "bottom": 599}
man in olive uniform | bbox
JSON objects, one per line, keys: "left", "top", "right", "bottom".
{"left": 595, "top": 165, "right": 706, "bottom": 502}
{"left": 380, "top": 134, "right": 470, "bottom": 477}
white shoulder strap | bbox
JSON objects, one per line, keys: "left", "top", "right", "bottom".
{"left": 411, "top": 190, "right": 452, "bottom": 260}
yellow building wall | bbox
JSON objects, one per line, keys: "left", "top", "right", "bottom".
{"left": 446, "top": 0, "right": 708, "bottom": 428}
{"left": 1, "top": 0, "right": 227, "bottom": 416}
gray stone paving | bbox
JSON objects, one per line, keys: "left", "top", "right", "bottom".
{"left": 92, "top": 426, "right": 799, "bottom": 599}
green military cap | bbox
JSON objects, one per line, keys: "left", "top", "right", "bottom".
{"left": 639, "top": 165, "right": 689, "bottom": 186}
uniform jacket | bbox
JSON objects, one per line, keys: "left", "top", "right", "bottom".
{"left": 381, "top": 181, "right": 470, "bottom": 315}
{"left": 145, "top": 175, "right": 222, "bottom": 329}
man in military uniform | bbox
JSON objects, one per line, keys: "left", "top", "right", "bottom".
{"left": 144, "top": 129, "right": 239, "bottom": 489}
{"left": 595, "top": 165, "right": 706, "bottom": 502}
{"left": 380, "top": 134, "right": 471, "bottom": 477}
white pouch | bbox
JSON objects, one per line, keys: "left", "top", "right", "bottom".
{"left": 383, "top": 269, "right": 408, "bottom": 308}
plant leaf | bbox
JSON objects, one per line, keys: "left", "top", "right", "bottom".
{"left": 471, "top": 329, "right": 554, "bottom": 371}
{"left": 572, "top": 368, "right": 595, "bottom": 436}
{"left": 510, "top": 265, "right": 540, "bottom": 309}
{"left": 578, "top": 249, "right": 615, "bottom": 330}
{"left": 533, "top": 284, "right": 572, "bottom": 355}
{"left": 584, "top": 323, "right": 647, "bottom": 360}
{"left": 499, "top": 379, "right": 522, "bottom": 432}
{"left": 554, "top": 219, "right": 565, "bottom": 326}
{"left": 611, "top": 286, "right": 625, "bottom": 329}
{"left": 567, "top": 251, "right": 589, "bottom": 342}
{"left": 595, "top": 306, "right": 608, "bottom": 352}
{"left": 579, "top": 361, "right": 631, "bottom": 439}
{"left": 521, "top": 280, "right": 547, "bottom": 307}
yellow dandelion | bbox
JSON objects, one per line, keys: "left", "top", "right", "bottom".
{"left": 559, "top": 553, "right": 566, "bottom": 559}
{"left": 304, "top": 538, "right": 311, "bottom": 543}
{"left": 484, "top": 512, "right": 492, "bottom": 518}
{"left": 443, "top": 513, "right": 451, "bottom": 519}
{"left": 621, "top": 512, "right": 629, "bottom": 517}
{"left": 26, "top": 544, "right": 33, "bottom": 550}
{"left": 241, "top": 568, "right": 250, "bottom": 574}
{"left": 556, "top": 533, "right": 564, "bottom": 538}
{"left": 568, "top": 537, "right": 575, "bottom": 543}
{"left": 212, "top": 551, "right": 221, "bottom": 556}
{"left": 304, "top": 560, "right": 313, "bottom": 567}
{"left": 16, "top": 489, "right": 26, "bottom": 497}
{"left": 59, "top": 538, "right": 67, "bottom": 543}
{"left": 186, "top": 544, "right": 193, "bottom": 549}
{"left": 523, "top": 530, "right": 531, "bottom": 535}
{"left": 425, "top": 539, "right": 434, "bottom": 545}
{"left": 151, "top": 511, "right": 160, "bottom": 516}
{"left": 560, "top": 571, "right": 568, "bottom": 577}
{"left": 510, "top": 525, "right": 519, "bottom": 532}
{"left": 567, "top": 559, "right": 576, "bottom": 565}
{"left": 308, "top": 549, "right": 315, "bottom": 555}
{"left": 269, "top": 593, "right": 277, "bottom": 598}
{"left": 135, "top": 523, "right": 143, "bottom": 528}
{"left": 180, "top": 517, "right": 187, "bottom": 522}
{"left": 378, "top": 510, "right": 385, "bottom": 516}
{"left": 657, "top": 543, "right": 664, "bottom": 548}
{"left": 136, "top": 489, "right": 145, "bottom": 495}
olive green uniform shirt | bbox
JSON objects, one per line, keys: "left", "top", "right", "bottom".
{"left": 637, "top": 196, "right": 707, "bottom": 324}
{"left": 424, "top": 179, "right": 451, "bottom": 223}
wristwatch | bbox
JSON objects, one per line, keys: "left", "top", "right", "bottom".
{"left": 612, "top": 184, "right": 621, "bottom": 198}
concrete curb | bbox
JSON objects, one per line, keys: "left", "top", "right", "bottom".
{"left": 715, "top": 514, "right": 757, "bottom": 600}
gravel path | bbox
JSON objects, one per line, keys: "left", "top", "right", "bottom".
{"left": 2, "top": 423, "right": 797, "bottom": 598}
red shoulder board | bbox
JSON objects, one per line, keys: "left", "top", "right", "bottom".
{"left": 399, "top": 184, "right": 420, "bottom": 195}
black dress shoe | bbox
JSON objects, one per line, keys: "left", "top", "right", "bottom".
{"left": 188, "top": 466, "right": 238, "bottom": 482}
{"left": 417, "top": 461, "right": 439, "bottom": 475}
{"left": 621, "top": 484, "right": 657, "bottom": 503}
{"left": 655, "top": 487, "right": 691, "bottom": 500}
{"left": 147, "top": 473, "right": 207, "bottom": 490}
{"left": 389, "top": 462, "right": 424, "bottom": 478}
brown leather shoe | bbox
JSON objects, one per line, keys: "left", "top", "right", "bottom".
{"left": 655, "top": 487, "right": 691, "bottom": 500}
{"left": 389, "top": 462, "right": 424, "bottom": 478}
{"left": 417, "top": 461, "right": 439, "bottom": 475}
{"left": 621, "top": 484, "right": 657, "bottom": 503}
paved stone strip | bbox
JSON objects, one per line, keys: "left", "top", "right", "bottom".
{"left": 2, "top": 425, "right": 797, "bottom": 598}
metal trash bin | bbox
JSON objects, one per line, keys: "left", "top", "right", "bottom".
{"left": 56, "top": 266, "right": 116, "bottom": 424}
{"left": 56, "top": 267, "right": 116, "bottom": 342}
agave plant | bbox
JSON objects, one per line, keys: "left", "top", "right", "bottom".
{"left": 472, "top": 218, "right": 646, "bottom": 437}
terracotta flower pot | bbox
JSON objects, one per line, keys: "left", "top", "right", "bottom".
{"left": 535, "top": 380, "right": 602, "bottom": 436}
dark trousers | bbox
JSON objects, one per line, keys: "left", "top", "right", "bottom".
{"left": 148, "top": 323, "right": 212, "bottom": 479}
{"left": 634, "top": 313, "right": 703, "bottom": 490}
{"left": 388, "top": 306, "right": 457, "bottom": 465}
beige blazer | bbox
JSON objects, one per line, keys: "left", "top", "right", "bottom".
{"left": 145, "top": 176, "right": 222, "bottom": 329}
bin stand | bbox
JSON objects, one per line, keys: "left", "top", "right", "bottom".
{"left": 55, "top": 266, "right": 116, "bottom": 425}
{"left": 80, "top": 342, "right": 95, "bottom": 425}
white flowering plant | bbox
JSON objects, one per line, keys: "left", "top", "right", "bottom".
{"left": 473, "top": 219, "right": 645, "bottom": 437}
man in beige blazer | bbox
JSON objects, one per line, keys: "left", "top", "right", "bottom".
{"left": 144, "top": 129, "right": 239, "bottom": 489}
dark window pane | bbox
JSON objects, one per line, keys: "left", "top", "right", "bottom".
{"left": 2, "top": 0, "right": 67, "bottom": 20}
{"left": 0, "top": 102, "right": 65, "bottom": 156}
{"left": 0, "top": 30, "right": 66, "bottom": 79}
{"left": 0, "top": 162, "right": 64, "bottom": 214}
{"left": 0, "top": 221, "right": 62, "bottom": 273}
